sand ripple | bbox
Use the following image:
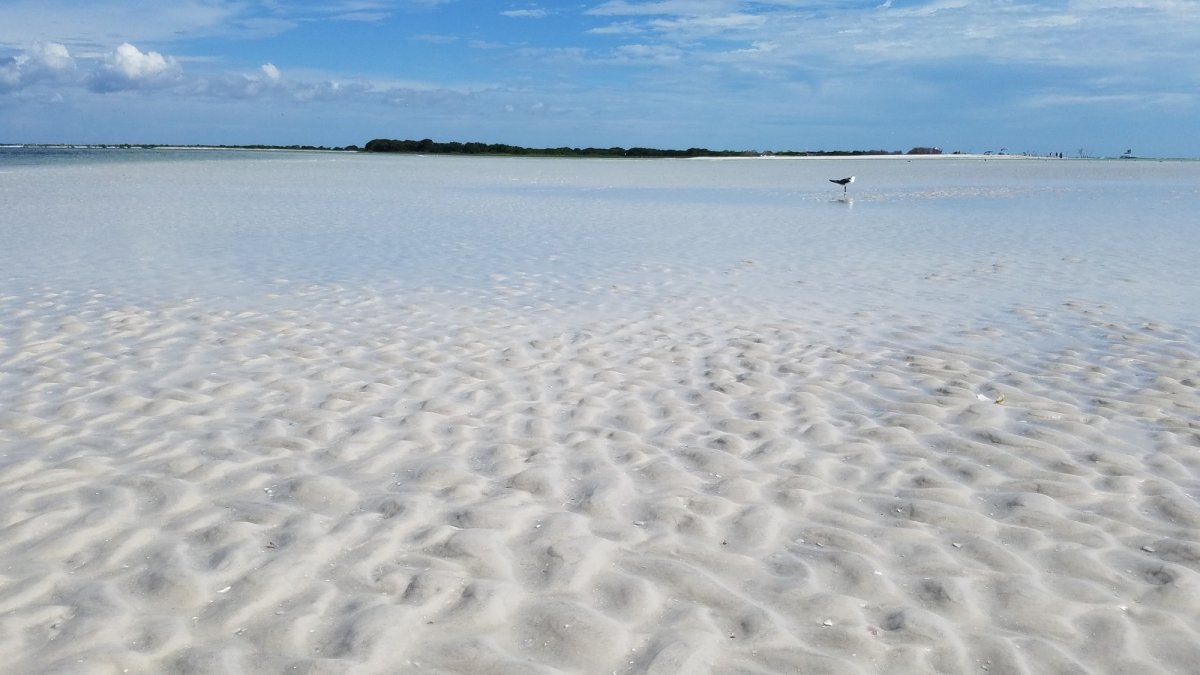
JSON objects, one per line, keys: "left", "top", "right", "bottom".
{"left": 1, "top": 290, "right": 1198, "bottom": 674}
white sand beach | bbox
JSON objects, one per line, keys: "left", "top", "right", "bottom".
{"left": 1, "top": 152, "right": 1198, "bottom": 674}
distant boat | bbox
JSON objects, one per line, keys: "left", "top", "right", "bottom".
{"left": 1120, "top": 148, "right": 1136, "bottom": 159}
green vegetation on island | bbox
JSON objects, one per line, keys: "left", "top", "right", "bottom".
{"left": 362, "top": 138, "right": 943, "bottom": 158}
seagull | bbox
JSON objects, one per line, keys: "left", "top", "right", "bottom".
{"left": 830, "top": 176, "right": 855, "bottom": 192}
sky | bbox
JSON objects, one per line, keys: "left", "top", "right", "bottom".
{"left": 1, "top": 1, "right": 1197, "bottom": 156}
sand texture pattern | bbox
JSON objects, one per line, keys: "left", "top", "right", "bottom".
{"left": 2, "top": 288, "right": 1199, "bottom": 675}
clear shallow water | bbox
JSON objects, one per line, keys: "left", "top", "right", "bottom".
{"left": 2, "top": 149, "right": 1197, "bottom": 331}
{"left": 0, "top": 145, "right": 295, "bottom": 169}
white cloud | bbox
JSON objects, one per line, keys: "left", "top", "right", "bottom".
{"left": 646, "top": 12, "right": 765, "bottom": 38}
{"left": 192, "top": 61, "right": 404, "bottom": 105}
{"left": 587, "top": 21, "right": 645, "bottom": 36}
{"left": 579, "top": 0, "right": 1200, "bottom": 82}
{"left": 110, "top": 43, "right": 175, "bottom": 79}
{"left": 29, "top": 42, "right": 75, "bottom": 72}
{"left": 89, "top": 43, "right": 181, "bottom": 92}
{"left": 0, "top": 42, "right": 76, "bottom": 93}
{"left": 502, "top": 8, "right": 549, "bottom": 19}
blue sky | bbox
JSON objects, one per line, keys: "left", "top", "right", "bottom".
{"left": 1, "top": 0, "right": 1197, "bottom": 156}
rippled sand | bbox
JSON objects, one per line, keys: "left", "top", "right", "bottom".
{"left": 2, "top": 281, "right": 1198, "bottom": 674}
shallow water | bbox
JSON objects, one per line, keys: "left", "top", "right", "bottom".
{"left": 2, "top": 149, "right": 1197, "bottom": 329}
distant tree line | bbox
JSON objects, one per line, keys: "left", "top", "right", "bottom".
{"left": 362, "top": 138, "right": 751, "bottom": 157}
{"left": 215, "top": 144, "right": 361, "bottom": 152}
{"left": 362, "top": 138, "right": 941, "bottom": 158}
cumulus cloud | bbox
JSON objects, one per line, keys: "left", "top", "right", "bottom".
{"left": 29, "top": 42, "right": 74, "bottom": 72}
{"left": 0, "top": 42, "right": 76, "bottom": 93}
{"left": 89, "top": 42, "right": 181, "bottom": 92}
